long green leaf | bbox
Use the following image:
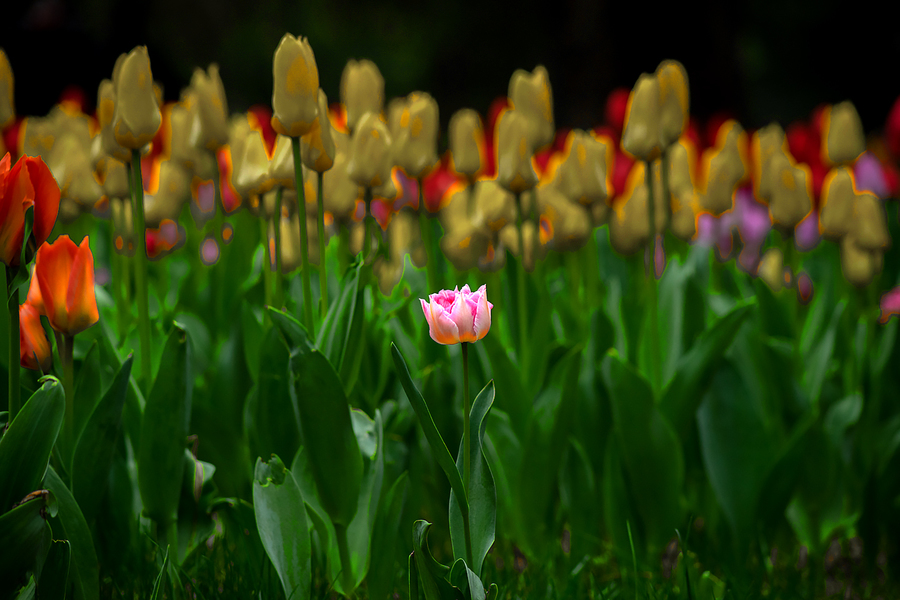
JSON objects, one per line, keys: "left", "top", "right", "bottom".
{"left": 368, "top": 473, "right": 410, "bottom": 600}
{"left": 148, "top": 546, "right": 169, "bottom": 600}
{"left": 253, "top": 455, "right": 311, "bottom": 600}
{"left": 0, "top": 492, "right": 52, "bottom": 597}
{"left": 0, "top": 377, "right": 64, "bottom": 512}
{"left": 72, "top": 356, "right": 133, "bottom": 524}
{"left": 411, "top": 520, "right": 464, "bottom": 600}
{"left": 138, "top": 325, "right": 192, "bottom": 527}
{"left": 247, "top": 328, "right": 301, "bottom": 464}
{"left": 317, "top": 261, "right": 366, "bottom": 391}
{"left": 289, "top": 346, "right": 362, "bottom": 527}
{"left": 449, "top": 381, "right": 496, "bottom": 577}
{"left": 44, "top": 466, "right": 100, "bottom": 600}
{"left": 36, "top": 539, "right": 70, "bottom": 600}
{"left": 391, "top": 343, "right": 468, "bottom": 518}
{"left": 602, "top": 352, "right": 683, "bottom": 554}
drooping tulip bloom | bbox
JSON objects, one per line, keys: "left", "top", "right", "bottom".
{"left": 19, "top": 303, "right": 51, "bottom": 371}
{"left": 31, "top": 235, "right": 99, "bottom": 336}
{"left": 0, "top": 153, "right": 61, "bottom": 266}
{"left": 421, "top": 284, "right": 492, "bottom": 345}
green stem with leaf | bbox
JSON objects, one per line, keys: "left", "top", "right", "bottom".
{"left": 335, "top": 523, "right": 355, "bottom": 597}
{"left": 645, "top": 160, "right": 661, "bottom": 396}
{"left": 273, "top": 186, "right": 284, "bottom": 309}
{"left": 317, "top": 171, "right": 328, "bottom": 319}
{"left": 130, "top": 149, "right": 152, "bottom": 393}
{"left": 6, "top": 270, "right": 20, "bottom": 421}
{"left": 514, "top": 193, "right": 528, "bottom": 366}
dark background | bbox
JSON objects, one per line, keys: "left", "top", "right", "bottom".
{"left": 2, "top": 0, "right": 898, "bottom": 135}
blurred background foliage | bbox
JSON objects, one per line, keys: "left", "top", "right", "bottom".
{"left": 3, "top": 0, "right": 898, "bottom": 133}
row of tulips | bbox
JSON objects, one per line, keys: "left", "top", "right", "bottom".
{"left": 2, "top": 32, "right": 900, "bottom": 600}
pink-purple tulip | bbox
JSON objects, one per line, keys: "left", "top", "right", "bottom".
{"left": 880, "top": 287, "right": 900, "bottom": 324}
{"left": 421, "top": 284, "right": 493, "bottom": 345}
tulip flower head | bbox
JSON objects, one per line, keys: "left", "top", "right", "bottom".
{"left": 30, "top": 235, "right": 99, "bottom": 336}
{"left": 0, "top": 153, "right": 61, "bottom": 267}
{"left": 421, "top": 284, "right": 492, "bottom": 345}
{"left": 19, "top": 303, "right": 51, "bottom": 372}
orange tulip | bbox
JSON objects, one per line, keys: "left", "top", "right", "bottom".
{"left": 31, "top": 235, "right": 99, "bottom": 336}
{"left": 19, "top": 303, "right": 51, "bottom": 371}
{"left": 0, "top": 152, "right": 61, "bottom": 266}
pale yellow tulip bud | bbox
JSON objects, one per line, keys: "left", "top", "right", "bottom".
{"left": 758, "top": 248, "right": 787, "bottom": 292}
{"left": 841, "top": 234, "right": 882, "bottom": 288}
{"left": 271, "top": 34, "right": 319, "bottom": 138}
{"left": 766, "top": 151, "right": 812, "bottom": 232}
{"left": 449, "top": 109, "right": 483, "bottom": 177}
{"left": 301, "top": 89, "right": 336, "bottom": 173}
{"left": 394, "top": 91, "right": 440, "bottom": 178}
{"left": 608, "top": 161, "right": 666, "bottom": 255}
{"left": 233, "top": 131, "right": 274, "bottom": 197}
{"left": 819, "top": 167, "right": 856, "bottom": 240}
{"left": 622, "top": 73, "right": 661, "bottom": 161}
{"left": 190, "top": 64, "right": 229, "bottom": 151}
{"left": 508, "top": 65, "right": 555, "bottom": 150}
{"left": 472, "top": 180, "right": 516, "bottom": 232}
{"left": 500, "top": 221, "right": 546, "bottom": 272}
{"left": 497, "top": 110, "right": 538, "bottom": 194}
{"left": 441, "top": 221, "right": 492, "bottom": 272}
{"left": 145, "top": 160, "right": 190, "bottom": 226}
{"left": 270, "top": 135, "right": 296, "bottom": 189}
{"left": 555, "top": 129, "right": 612, "bottom": 206}
{"left": 656, "top": 60, "right": 689, "bottom": 149}
{"left": 751, "top": 123, "right": 788, "bottom": 201}
{"left": 102, "top": 158, "right": 130, "bottom": 199}
{"left": 347, "top": 112, "right": 393, "bottom": 189}
{"left": 341, "top": 59, "right": 385, "bottom": 132}
{"left": 698, "top": 121, "right": 747, "bottom": 215}
{"left": 113, "top": 46, "right": 162, "bottom": 150}
{"left": 822, "top": 101, "right": 865, "bottom": 166}
{"left": 851, "top": 192, "right": 891, "bottom": 252}
{"left": 323, "top": 146, "right": 363, "bottom": 223}
{"left": 539, "top": 186, "right": 591, "bottom": 252}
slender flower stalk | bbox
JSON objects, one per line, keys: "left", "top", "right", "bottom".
{"left": 418, "top": 179, "right": 440, "bottom": 293}
{"left": 514, "top": 193, "right": 528, "bottom": 362}
{"left": 130, "top": 149, "right": 152, "bottom": 392}
{"left": 58, "top": 332, "right": 75, "bottom": 463}
{"left": 273, "top": 186, "right": 284, "bottom": 308}
{"left": 363, "top": 187, "right": 374, "bottom": 263}
{"left": 7, "top": 272, "right": 20, "bottom": 421}
{"left": 291, "top": 137, "right": 314, "bottom": 336}
{"left": 317, "top": 171, "right": 327, "bottom": 318}
{"left": 461, "top": 342, "right": 471, "bottom": 495}
{"left": 645, "top": 160, "right": 662, "bottom": 395}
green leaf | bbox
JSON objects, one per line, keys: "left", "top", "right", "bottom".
{"left": 368, "top": 473, "right": 410, "bottom": 600}
{"left": 241, "top": 304, "right": 265, "bottom": 381}
{"left": 73, "top": 342, "right": 103, "bottom": 445}
{"left": 449, "top": 558, "right": 486, "bottom": 600}
{"left": 660, "top": 300, "right": 755, "bottom": 440}
{"left": 411, "top": 520, "right": 465, "bottom": 600}
{"left": 72, "top": 356, "right": 133, "bottom": 525}
{"left": 657, "top": 256, "right": 706, "bottom": 384}
{"left": 247, "top": 328, "right": 301, "bottom": 464}
{"left": 476, "top": 333, "right": 529, "bottom": 435}
{"left": 823, "top": 394, "right": 863, "bottom": 447}
{"left": 44, "top": 466, "right": 100, "bottom": 600}
{"left": 0, "top": 377, "right": 64, "bottom": 513}
{"left": 391, "top": 343, "right": 469, "bottom": 520}
{"left": 138, "top": 324, "right": 192, "bottom": 527}
{"left": 802, "top": 300, "right": 845, "bottom": 407}
{"left": 602, "top": 352, "right": 683, "bottom": 553}
{"left": 253, "top": 454, "right": 311, "bottom": 600}
{"left": 449, "top": 381, "right": 496, "bottom": 576}
{"left": 0, "top": 492, "right": 52, "bottom": 597}
{"left": 36, "top": 539, "right": 70, "bottom": 600}
{"left": 96, "top": 320, "right": 144, "bottom": 450}
{"left": 149, "top": 546, "right": 169, "bottom": 600}
{"left": 317, "top": 261, "right": 366, "bottom": 391}
{"left": 269, "top": 307, "right": 313, "bottom": 352}
{"left": 696, "top": 362, "right": 779, "bottom": 547}
{"left": 290, "top": 346, "right": 362, "bottom": 526}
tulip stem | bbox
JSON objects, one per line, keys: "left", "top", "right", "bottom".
{"left": 273, "top": 186, "right": 284, "bottom": 309}
{"left": 130, "top": 149, "right": 152, "bottom": 393}
{"left": 59, "top": 333, "right": 75, "bottom": 468}
{"left": 335, "top": 523, "right": 355, "bottom": 597}
{"left": 7, "top": 276, "right": 20, "bottom": 422}
{"left": 418, "top": 178, "right": 440, "bottom": 293}
{"left": 316, "top": 171, "right": 328, "bottom": 319}
{"left": 461, "top": 343, "right": 473, "bottom": 569}
{"left": 363, "top": 187, "right": 374, "bottom": 263}
{"left": 645, "top": 160, "right": 662, "bottom": 396}
{"left": 291, "top": 137, "right": 315, "bottom": 338}
{"left": 514, "top": 193, "right": 529, "bottom": 366}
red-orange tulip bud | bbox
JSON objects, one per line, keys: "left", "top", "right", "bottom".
{"left": 19, "top": 303, "right": 52, "bottom": 372}
{"left": 33, "top": 235, "right": 100, "bottom": 336}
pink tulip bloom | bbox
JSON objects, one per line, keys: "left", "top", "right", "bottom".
{"left": 880, "top": 287, "right": 900, "bottom": 324}
{"left": 421, "top": 284, "right": 493, "bottom": 345}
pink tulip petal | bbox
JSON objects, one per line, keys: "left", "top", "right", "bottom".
{"left": 473, "top": 286, "right": 492, "bottom": 340}
{"left": 429, "top": 301, "right": 460, "bottom": 344}
{"left": 451, "top": 291, "right": 477, "bottom": 342}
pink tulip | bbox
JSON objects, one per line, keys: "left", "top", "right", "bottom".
{"left": 421, "top": 284, "right": 493, "bottom": 345}
{"left": 880, "top": 287, "right": 900, "bottom": 324}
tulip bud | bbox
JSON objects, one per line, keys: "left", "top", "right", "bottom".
{"left": 608, "top": 161, "right": 666, "bottom": 255}
{"left": 113, "top": 46, "right": 162, "bottom": 150}
{"left": 32, "top": 235, "right": 99, "bottom": 336}
{"left": 822, "top": 101, "right": 865, "bottom": 166}
{"left": 189, "top": 64, "right": 229, "bottom": 151}
{"left": 101, "top": 157, "right": 130, "bottom": 199}
{"left": 656, "top": 60, "right": 689, "bottom": 149}
{"left": 340, "top": 59, "right": 385, "bottom": 133}
{"left": 95, "top": 79, "right": 130, "bottom": 163}
{"left": 508, "top": 65, "right": 555, "bottom": 151}
{"left": 758, "top": 248, "right": 787, "bottom": 292}
{"left": 539, "top": 186, "right": 591, "bottom": 252}
{"left": 169, "top": 101, "right": 215, "bottom": 179}
{"left": 554, "top": 129, "right": 612, "bottom": 206}
{"left": 301, "top": 89, "right": 336, "bottom": 173}
{"left": 841, "top": 233, "right": 882, "bottom": 288}
{"left": 233, "top": 130, "right": 274, "bottom": 198}
{"left": 271, "top": 34, "right": 319, "bottom": 137}
{"left": 622, "top": 73, "right": 661, "bottom": 161}
{"left": 666, "top": 140, "right": 699, "bottom": 241}
{"left": 347, "top": 112, "right": 393, "bottom": 188}
{"left": 751, "top": 123, "right": 788, "bottom": 201}
{"left": 766, "top": 151, "right": 813, "bottom": 232}
{"left": 111, "top": 197, "right": 134, "bottom": 254}
{"left": 471, "top": 179, "right": 516, "bottom": 232}
{"left": 500, "top": 220, "right": 546, "bottom": 272}
{"left": 19, "top": 303, "right": 52, "bottom": 372}
{"left": 819, "top": 167, "right": 856, "bottom": 240}
{"left": 496, "top": 110, "right": 538, "bottom": 194}
{"left": 273, "top": 211, "right": 320, "bottom": 272}
{"left": 0, "top": 154, "right": 61, "bottom": 267}
{"left": 0, "top": 48, "right": 14, "bottom": 128}
{"left": 441, "top": 220, "right": 492, "bottom": 272}
{"left": 449, "top": 109, "right": 483, "bottom": 177}
{"left": 851, "top": 192, "right": 891, "bottom": 252}
{"left": 698, "top": 120, "right": 747, "bottom": 215}
{"left": 145, "top": 160, "right": 190, "bottom": 226}
{"left": 323, "top": 144, "right": 363, "bottom": 223}
{"left": 393, "top": 91, "right": 440, "bottom": 178}
{"left": 270, "top": 134, "right": 296, "bottom": 189}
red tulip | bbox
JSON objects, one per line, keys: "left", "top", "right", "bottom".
{"left": 31, "top": 235, "right": 99, "bottom": 336}
{"left": 0, "top": 153, "right": 60, "bottom": 266}
{"left": 19, "top": 303, "right": 51, "bottom": 371}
